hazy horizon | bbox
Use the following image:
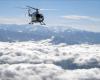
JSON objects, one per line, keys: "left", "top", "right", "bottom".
{"left": 0, "top": 0, "right": 100, "bottom": 32}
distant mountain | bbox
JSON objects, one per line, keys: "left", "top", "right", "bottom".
{"left": 0, "top": 24, "right": 100, "bottom": 44}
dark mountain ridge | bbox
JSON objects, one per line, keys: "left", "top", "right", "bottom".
{"left": 0, "top": 24, "right": 100, "bottom": 44}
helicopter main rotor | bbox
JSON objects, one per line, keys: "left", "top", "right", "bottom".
{"left": 26, "top": 6, "right": 39, "bottom": 11}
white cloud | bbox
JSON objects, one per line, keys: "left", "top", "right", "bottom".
{"left": 61, "top": 15, "right": 100, "bottom": 22}
{"left": 61, "top": 15, "right": 91, "bottom": 20}
{"left": 0, "top": 41, "right": 100, "bottom": 80}
{"left": 0, "top": 17, "right": 29, "bottom": 24}
{"left": 61, "top": 15, "right": 100, "bottom": 21}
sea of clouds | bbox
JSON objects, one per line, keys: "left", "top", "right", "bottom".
{"left": 0, "top": 39, "right": 100, "bottom": 80}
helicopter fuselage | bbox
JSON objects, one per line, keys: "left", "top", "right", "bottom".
{"left": 29, "top": 13, "right": 44, "bottom": 22}
{"left": 28, "top": 8, "right": 45, "bottom": 25}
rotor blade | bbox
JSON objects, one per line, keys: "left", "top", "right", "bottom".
{"left": 26, "top": 6, "right": 38, "bottom": 10}
{"left": 16, "top": 7, "right": 28, "bottom": 10}
{"left": 40, "top": 9, "right": 57, "bottom": 11}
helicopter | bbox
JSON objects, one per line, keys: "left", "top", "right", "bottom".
{"left": 26, "top": 6, "right": 45, "bottom": 25}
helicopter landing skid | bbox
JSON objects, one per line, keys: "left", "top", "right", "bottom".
{"left": 29, "top": 22, "right": 34, "bottom": 24}
{"left": 29, "top": 22, "right": 45, "bottom": 25}
{"left": 40, "top": 22, "right": 46, "bottom": 25}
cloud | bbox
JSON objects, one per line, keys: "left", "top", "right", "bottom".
{"left": 0, "top": 41, "right": 100, "bottom": 80}
{"left": 61, "top": 15, "right": 91, "bottom": 20}
{"left": 61, "top": 15, "right": 100, "bottom": 21}
{"left": 0, "top": 17, "right": 29, "bottom": 24}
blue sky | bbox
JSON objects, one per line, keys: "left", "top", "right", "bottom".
{"left": 0, "top": 0, "right": 100, "bottom": 32}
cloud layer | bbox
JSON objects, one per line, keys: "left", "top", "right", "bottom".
{"left": 0, "top": 40, "right": 100, "bottom": 80}
{"left": 61, "top": 15, "right": 91, "bottom": 20}
{"left": 0, "top": 17, "right": 28, "bottom": 24}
